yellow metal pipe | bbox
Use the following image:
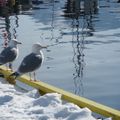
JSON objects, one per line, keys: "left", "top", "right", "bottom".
{"left": 0, "top": 66, "right": 120, "bottom": 120}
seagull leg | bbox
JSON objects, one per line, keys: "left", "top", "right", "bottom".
{"left": 6, "top": 63, "right": 9, "bottom": 71}
{"left": 33, "top": 72, "right": 37, "bottom": 81}
{"left": 9, "top": 63, "right": 13, "bottom": 71}
{"left": 29, "top": 72, "right": 32, "bottom": 81}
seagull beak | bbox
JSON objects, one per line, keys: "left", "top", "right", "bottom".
{"left": 41, "top": 45, "right": 48, "bottom": 49}
{"left": 17, "top": 41, "right": 22, "bottom": 44}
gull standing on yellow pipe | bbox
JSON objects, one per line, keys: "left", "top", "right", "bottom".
{"left": 10, "top": 43, "right": 47, "bottom": 81}
{"left": 0, "top": 39, "right": 22, "bottom": 69}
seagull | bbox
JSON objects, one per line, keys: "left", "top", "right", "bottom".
{"left": 0, "top": 39, "right": 22, "bottom": 69}
{"left": 10, "top": 43, "right": 47, "bottom": 81}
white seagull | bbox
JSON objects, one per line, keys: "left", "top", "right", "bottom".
{"left": 0, "top": 39, "right": 22, "bottom": 69}
{"left": 10, "top": 43, "right": 47, "bottom": 81}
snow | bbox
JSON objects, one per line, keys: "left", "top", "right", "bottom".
{"left": 0, "top": 78, "right": 111, "bottom": 120}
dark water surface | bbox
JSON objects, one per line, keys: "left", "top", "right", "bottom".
{"left": 0, "top": 0, "right": 120, "bottom": 110}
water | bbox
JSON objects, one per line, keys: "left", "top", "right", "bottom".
{"left": 0, "top": 0, "right": 120, "bottom": 110}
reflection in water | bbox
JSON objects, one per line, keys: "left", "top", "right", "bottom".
{"left": 0, "top": 15, "right": 19, "bottom": 68}
{"left": 0, "top": 0, "right": 22, "bottom": 45}
{"left": 63, "top": 0, "right": 85, "bottom": 96}
{"left": 4, "top": 15, "right": 19, "bottom": 43}
{"left": 5, "top": 16, "right": 11, "bottom": 42}
{"left": 47, "top": 0, "right": 63, "bottom": 43}
{"left": 50, "top": 0, "right": 55, "bottom": 41}
{"left": 63, "top": 0, "right": 80, "bottom": 18}
{"left": 11, "top": 15, "right": 19, "bottom": 39}
{"left": 63, "top": 0, "right": 98, "bottom": 96}
{"left": 84, "top": 0, "right": 98, "bottom": 15}
{"left": 72, "top": 19, "right": 85, "bottom": 96}
{"left": 63, "top": 0, "right": 98, "bottom": 17}
{"left": 0, "top": 0, "right": 32, "bottom": 41}
{"left": 83, "top": 15, "right": 94, "bottom": 37}
{"left": 0, "top": 2, "right": 31, "bottom": 46}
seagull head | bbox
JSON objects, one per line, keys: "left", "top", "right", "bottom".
{"left": 32, "top": 43, "right": 47, "bottom": 54}
{"left": 9, "top": 39, "right": 22, "bottom": 47}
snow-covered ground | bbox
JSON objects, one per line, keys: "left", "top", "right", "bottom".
{"left": 0, "top": 78, "right": 111, "bottom": 120}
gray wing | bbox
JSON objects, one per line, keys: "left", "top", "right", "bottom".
{"left": 0, "top": 47, "right": 17, "bottom": 65}
{"left": 18, "top": 53, "right": 42, "bottom": 74}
